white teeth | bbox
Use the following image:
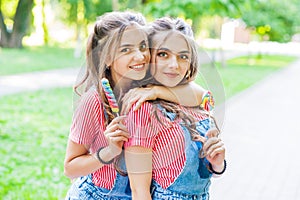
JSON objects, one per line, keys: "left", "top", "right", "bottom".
{"left": 131, "top": 64, "right": 143, "bottom": 69}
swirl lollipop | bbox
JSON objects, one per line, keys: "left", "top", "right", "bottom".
{"left": 200, "top": 91, "right": 215, "bottom": 112}
{"left": 101, "top": 78, "right": 119, "bottom": 116}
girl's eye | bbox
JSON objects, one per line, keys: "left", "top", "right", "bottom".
{"left": 140, "top": 43, "right": 147, "bottom": 51}
{"left": 121, "top": 48, "right": 130, "bottom": 53}
{"left": 179, "top": 54, "right": 189, "bottom": 60}
{"left": 157, "top": 52, "right": 168, "bottom": 58}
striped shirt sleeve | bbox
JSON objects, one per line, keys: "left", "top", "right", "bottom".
{"left": 124, "top": 102, "right": 162, "bottom": 148}
{"left": 69, "top": 89, "right": 102, "bottom": 145}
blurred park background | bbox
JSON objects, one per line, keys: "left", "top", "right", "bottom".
{"left": 0, "top": 0, "right": 300, "bottom": 199}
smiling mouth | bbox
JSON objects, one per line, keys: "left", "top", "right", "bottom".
{"left": 130, "top": 64, "right": 145, "bottom": 70}
{"left": 164, "top": 73, "right": 178, "bottom": 78}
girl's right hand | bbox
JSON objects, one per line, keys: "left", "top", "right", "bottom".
{"left": 121, "top": 86, "right": 158, "bottom": 115}
{"left": 104, "top": 116, "right": 131, "bottom": 158}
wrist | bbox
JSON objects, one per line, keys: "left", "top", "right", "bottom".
{"left": 151, "top": 85, "right": 160, "bottom": 100}
{"left": 95, "top": 147, "right": 115, "bottom": 165}
{"left": 209, "top": 160, "right": 227, "bottom": 175}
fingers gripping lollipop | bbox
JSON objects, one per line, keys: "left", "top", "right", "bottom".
{"left": 101, "top": 78, "right": 120, "bottom": 116}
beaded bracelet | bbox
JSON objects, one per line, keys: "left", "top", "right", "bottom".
{"left": 96, "top": 147, "right": 114, "bottom": 165}
{"left": 209, "top": 159, "right": 227, "bottom": 175}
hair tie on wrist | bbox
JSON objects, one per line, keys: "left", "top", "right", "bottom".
{"left": 96, "top": 147, "right": 114, "bottom": 165}
{"left": 209, "top": 159, "right": 227, "bottom": 175}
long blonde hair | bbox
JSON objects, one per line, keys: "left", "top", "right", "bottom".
{"left": 75, "top": 11, "right": 147, "bottom": 124}
{"left": 148, "top": 17, "right": 218, "bottom": 150}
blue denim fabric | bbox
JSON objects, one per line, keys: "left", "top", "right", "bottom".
{"left": 151, "top": 106, "right": 212, "bottom": 199}
{"left": 65, "top": 173, "right": 131, "bottom": 200}
{"left": 151, "top": 181, "right": 210, "bottom": 200}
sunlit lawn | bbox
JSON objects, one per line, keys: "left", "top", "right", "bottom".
{"left": 195, "top": 54, "right": 297, "bottom": 98}
{"left": 0, "top": 53, "right": 297, "bottom": 199}
{"left": 0, "top": 88, "right": 73, "bottom": 199}
{"left": 0, "top": 46, "right": 84, "bottom": 75}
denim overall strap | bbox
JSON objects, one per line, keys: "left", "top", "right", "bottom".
{"left": 107, "top": 155, "right": 132, "bottom": 199}
{"left": 166, "top": 123, "right": 212, "bottom": 195}
{"left": 151, "top": 106, "right": 212, "bottom": 200}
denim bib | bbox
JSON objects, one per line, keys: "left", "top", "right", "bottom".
{"left": 65, "top": 165, "right": 131, "bottom": 200}
{"left": 151, "top": 106, "right": 212, "bottom": 200}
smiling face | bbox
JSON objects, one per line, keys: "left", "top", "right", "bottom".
{"left": 110, "top": 25, "right": 150, "bottom": 86}
{"left": 150, "top": 32, "right": 191, "bottom": 87}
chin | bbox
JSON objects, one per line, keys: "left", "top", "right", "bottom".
{"left": 162, "top": 82, "right": 178, "bottom": 88}
{"left": 131, "top": 73, "right": 146, "bottom": 81}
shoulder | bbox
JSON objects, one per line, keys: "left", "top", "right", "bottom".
{"left": 73, "top": 87, "right": 104, "bottom": 119}
{"left": 78, "top": 87, "right": 102, "bottom": 108}
{"left": 128, "top": 101, "right": 153, "bottom": 116}
{"left": 126, "top": 101, "right": 153, "bottom": 124}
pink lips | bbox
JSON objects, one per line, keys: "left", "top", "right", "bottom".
{"left": 130, "top": 64, "right": 145, "bottom": 71}
{"left": 164, "top": 72, "right": 178, "bottom": 78}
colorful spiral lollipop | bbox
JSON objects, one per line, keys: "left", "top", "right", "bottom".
{"left": 200, "top": 91, "right": 216, "bottom": 130}
{"left": 101, "top": 78, "right": 119, "bottom": 115}
{"left": 200, "top": 91, "right": 215, "bottom": 112}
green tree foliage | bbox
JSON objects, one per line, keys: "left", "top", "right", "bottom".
{"left": 56, "top": 0, "right": 113, "bottom": 46}
{"left": 241, "top": 0, "right": 300, "bottom": 42}
{"left": 58, "top": 0, "right": 112, "bottom": 25}
{"left": 0, "top": 0, "right": 34, "bottom": 48}
{"left": 142, "top": 0, "right": 241, "bottom": 35}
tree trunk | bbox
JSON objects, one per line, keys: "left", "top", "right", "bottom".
{"left": 0, "top": 0, "right": 34, "bottom": 48}
{"left": 0, "top": 8, "right": 10, "bottom": 47}
{"left": 42, "top": 0, "right": 49, "bottom": 45}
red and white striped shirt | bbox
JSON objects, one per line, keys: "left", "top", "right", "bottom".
{"left": 124, "top": 101, "right": 209, "bottom": 189}
{"left": 69, "top": 87, "right": 116, "bottom": 189}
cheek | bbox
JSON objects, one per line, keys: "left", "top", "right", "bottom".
{"left": 180, "top": 63, "right": 189, "bottom": 75}
{"left": 145, "top": 51, "right": 151, "bottom": 63}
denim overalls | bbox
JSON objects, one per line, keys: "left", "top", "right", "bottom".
{"left": 151, "top": 107, "right": 212, "bottom": 200}
{"left": 65, "top": 168, "right": 131, "bottom": 200}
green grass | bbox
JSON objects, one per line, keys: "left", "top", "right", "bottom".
{"left": 0, "top": 46, "right": 84, "bottom": 75}
{"left": 195, "top": 54, "right": 297, "bottom": 98}
{"left": 0, "top": 88, "right": 73, "bottom": 199}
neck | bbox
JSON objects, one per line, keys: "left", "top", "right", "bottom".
{"left": 113, "top": 78, "right": 132, "bottom": 100}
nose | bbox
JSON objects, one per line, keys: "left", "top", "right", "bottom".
{"left": 168, "top": 55, "right": 179, "bottom": 69}
{"left": 133, "top": 50, "right": 145, "bottom": 61}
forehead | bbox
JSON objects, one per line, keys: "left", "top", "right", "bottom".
{"left": 154, "top": 32, "right": 189, "bottom": 53}
{"left": 120, "top": 25, "right": 148, "bottom": 45}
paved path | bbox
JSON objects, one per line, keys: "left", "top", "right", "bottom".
{"left": 210, "top": 58, "right": 300, "bottom": 200}
{"left": 0, "top": 67, "right": 80, "bottom": 97}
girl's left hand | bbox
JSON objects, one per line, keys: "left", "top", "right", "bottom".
{"left": 203, "top": 128, "right": 225, "bottom": 167}
{"left": 121, "top": 86, "right": 157, "bottom": 115}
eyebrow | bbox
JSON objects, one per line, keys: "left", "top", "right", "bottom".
{"left": 119, "top": 44, "right": 133, "bottom": 48}
{"left": 159, "top": 47, "right": 190, "bottom": 54}
{"left": 120, "top": 40, "right": 147, "bottom": 48}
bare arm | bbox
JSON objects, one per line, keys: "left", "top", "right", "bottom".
{"left": 125, "top": 146, "right": 152, "bottom": 200}
{"left": 64, "top": 140, "right": 106, "bottom": 179}
{"left": 64, "top": 116, "right": 130, "bottom": 179}
{"left": 122, "top": 82, "right": 206, "bottom": 114}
